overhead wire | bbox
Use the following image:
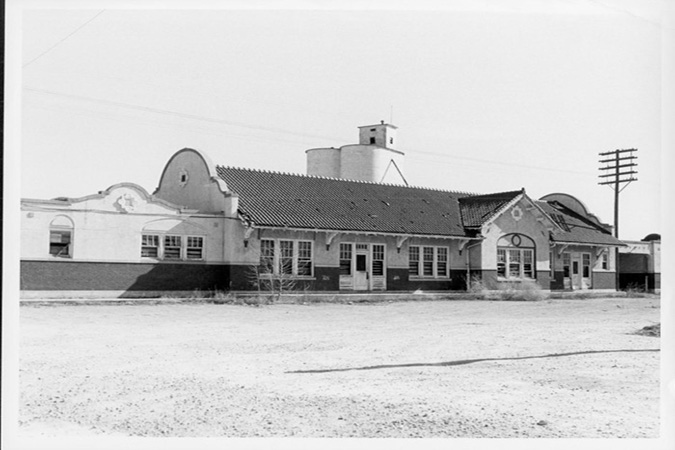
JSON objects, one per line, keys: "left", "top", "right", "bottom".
{"left": 24, "top": 87, "right": 660, "bottom": 186}
{"left": 23, "top": 10, "right": 106, "bottom": 68}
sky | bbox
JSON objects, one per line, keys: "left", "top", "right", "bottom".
{"left": 15, "top": 0, "right": 664, "bottom": 240}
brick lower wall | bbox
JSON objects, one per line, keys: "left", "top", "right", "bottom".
{"left": 593, "top": 272, "right": 616, "bottom": 290}
{"left": 21, "top": 260, "right": 230, "bottom": 291}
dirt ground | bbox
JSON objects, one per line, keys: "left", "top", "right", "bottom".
{"left": 18, "top": 296, "right": 660, "bottom": 438}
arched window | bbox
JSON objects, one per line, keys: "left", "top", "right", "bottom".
{"left": 49, "top": 216, "right": 74, "bottom": 258}
{"left": 496, "top": 234, "right": 535, "bottom": 280}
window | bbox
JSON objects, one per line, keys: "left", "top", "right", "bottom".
{"left": 260, "top": 239, "right": 275, "bottom": 273}
{"left": 600, "top": 251, "right": 608, "bottom": 270}
{"left": 49, "top": 230, "right": 72, "bottom": 258}
{"left": 369, "top": 136, "right": 376, "bottom": 144}
{"left": 141, "top": 234, "right": 205, "bottom": 260}
{"left": 523, "top": 250, "right": 534, "bottom": 278}
{"left": 49, "top": 216, "right": 74, "bottom": 258}
{"left": 436, "top": 247, "right": 448, "bottom": 277}
{"left": 497, "top": 249, "right": 507, "bottom": 278}
{"left": 141, "top": 234, "right": 159, "bottom": 257}
{"left": 259, "top": 239, "right": 313, "bottom": 277}
{"left": 496, "top": 234, "right": 535, "bottom": 280}
{"left": 186, "top": 237, "right": 204, "bottom": 260}
{"left": 409, "top": 246, "right": 449, "bottom": 278}
{"left": 497, "top": 248, "right": 534, "bottom": 280}
{"left": 409, "top": 246, "right": 420, "bottom": 276}
{"left": 164, "top": 235, "right": 182, "bottom": 259}
{"left": 423, "top": 247, "right": 434, "bottom": 276}
{"left": 372, "top": 244, "right": 385, "bottom": 276}
{"left": 279, "top": 240, "right": 294, "bottom": 275}
{"left": 339, "top": 243, "right": 352, "bottom": 275}
{"left": 297, "top": 241, "right": 312, "bottom": 276}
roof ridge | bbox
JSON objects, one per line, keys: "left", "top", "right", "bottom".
{"left": 459, "top": 189, "right": 523, "bottom": 200}
{"left": 217, "top": 165, "right": 476, "bottom": 195}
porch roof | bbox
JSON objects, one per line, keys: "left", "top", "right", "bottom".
{"left": 536, "top": 201, "right": 625, "bottom": 247}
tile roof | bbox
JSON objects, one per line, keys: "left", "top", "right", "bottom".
{"left": 536, "top": 201, "right": 624, "bottom": 246}
{"left": 215, "top": 166, "right": 623, "bottom": 247}
{"left": 216, "top": 167, "right": 469, "bottom": 237}
{"left": 458, "top": 190, "right": 523, "bottom": 228}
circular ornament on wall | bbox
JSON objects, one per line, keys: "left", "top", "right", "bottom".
{"left": 511, "top": 234, "right": 522, "bottom": 247}
{"left": 511, "top": 205, "right": 523, "bottom": 221}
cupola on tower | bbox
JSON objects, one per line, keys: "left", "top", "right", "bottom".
{"left": 306, "top": 121, "right": 407, "bottom": 185}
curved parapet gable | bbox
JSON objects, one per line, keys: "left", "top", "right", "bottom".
{"left": 153, "top": 148, "right": 237, "bottom": 215}
{"left": 540, "top": 192, "right": 610, "bottom": 230}
{"left": 21, "top": 182, "right": 183, "bottom": 215}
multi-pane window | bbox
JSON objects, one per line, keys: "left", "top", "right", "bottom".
{"left": 523, "top": 250, "right": 534, "bottom": 278}
{"left": 600, "top": 251, "right": 608, "bottom": 270}
{"left": 164, "top": 235, "right": 182, "bottom": 259}
{"left": 497, "top": 249, "right": 507, "bottom": 278}
{"left": 186, "top": 237, "right": 204, "bottom": 260}
{"left": 372, "top": 244, "right": 385, "bottom": 276}
{"left": 339, "top": 243, "right": 352, "bottom": 275}
{"left": 423, "top": 247, "right": 434, "bottom": 276}
{"left": 279, "top": 240, "right": 294, "bottom": 275}
{"left": 49, "top": 230, "right": 72, "bottom": 258}
{"left": 497, "top": 248, "right": 535, "bottom": 280}
{"left": 409, "top": 246, "right": 449, "bottom": 278}
{"left": 409, "top": 247, "right": 420, "bottom": 276}
{"left": 437, "top": 247, "right": 448, "bottom": 277}
{"left": 141, "top": 234, "right": 204, "bottom": 261}
{"left": 259, "top": 239, "right": 313, "bottom": 277}
{"left": 297, "top": 241, "right": 313, "bottom": 276}
{"left": 260, "top": 239, "right": 275, "bottom": 273}
{"left": 141, "top": 234, "right": 159, "bottom": 257}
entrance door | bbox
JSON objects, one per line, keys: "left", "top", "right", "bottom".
{"left": 354, "top": 246, "right": 369, "bottom": 290}
{"left": 571, "top": 253, "right": 582, "bottom": 290}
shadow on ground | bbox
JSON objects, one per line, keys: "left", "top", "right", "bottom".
{"left": 287, "top": 348, "right": 660, "bottom": 374}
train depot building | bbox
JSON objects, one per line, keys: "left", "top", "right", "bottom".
{"left": 21, "top": 123, "right": 644, "bottom": 298}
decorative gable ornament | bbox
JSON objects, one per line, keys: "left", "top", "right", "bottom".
{"left": 114, "top": 193, "right": 138, "bottom": 213}
{"left": 511, "top": 205, "right": 523, "bottom": 221}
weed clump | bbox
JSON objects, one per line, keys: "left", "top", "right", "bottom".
{"left": 467, "top": 275, "right": 546, "bottom": 301}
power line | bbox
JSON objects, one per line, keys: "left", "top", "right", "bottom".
{"left": 24, "top": 86, "right": 347, "bottom": 142}
{"left": 23, "top": 10, "right": 106, "bottom": 68}
{"left": 408, "top": 149, "right": 596, "bottom": 177}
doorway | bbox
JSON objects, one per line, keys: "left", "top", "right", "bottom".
{"left": 354, "top": 245, "right": 369, "bottom": 290}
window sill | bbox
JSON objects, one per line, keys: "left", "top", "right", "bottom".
{"left": 409, "top": 276, "right": 450, "bottom": 280}
{"left": 258, "top": 276, "right": 317, "bottom": 280}
{"left": 140, "top": 258, "right": 205, "bottom": 263}
{"left": 497, "top": 277, "right": 536, "bottom": 282}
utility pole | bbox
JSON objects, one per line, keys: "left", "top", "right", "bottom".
{"left": 598, "top": 148, "right": 638, "bottom": 238}
{"left": 598, "top": 148, "right": 637, "bottom": 292}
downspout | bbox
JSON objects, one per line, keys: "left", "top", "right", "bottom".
{"left": 464, "top": 240, "right": 483, "bottom": 290}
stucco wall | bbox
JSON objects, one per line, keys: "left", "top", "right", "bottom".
{"left": 480, "top": 198, "right": 551, "bottom": 274}
{"left": 22, "top": 184, "right": 225, "bottom": 264}
{"left": 154, "top": 148, "right": 237, "bottom": 215}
